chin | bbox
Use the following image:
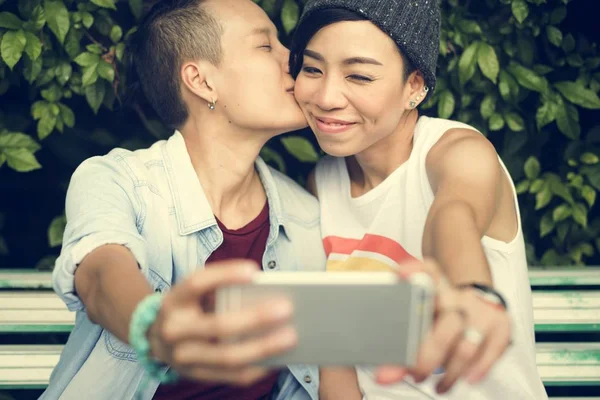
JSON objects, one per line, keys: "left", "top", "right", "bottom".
{"left": 314, "top": 136, "right": 357, "bottom": 158}
{"left": 273, "top": 113, "right": 309, "bottom": 134}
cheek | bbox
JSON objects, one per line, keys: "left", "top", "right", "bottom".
{"left": 293, "top": 77, "right": 313, "bottom": 106}
{"left": 356, "top": 87, "right": 403, "bottom": 126}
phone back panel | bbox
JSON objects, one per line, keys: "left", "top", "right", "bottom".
{"left": 217, "top": 280, "right": 432, "bottom": 366}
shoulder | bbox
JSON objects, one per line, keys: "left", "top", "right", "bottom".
{"left": 426, "top": 127, "right": 501, "bottom": 189}
{"left": 71, "top": 141, "right": 164, "bottom": 186}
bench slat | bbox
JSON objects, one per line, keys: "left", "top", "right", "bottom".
{"left": 0, "top": 270, "right": 53, "bottom": 289}
{"left": 1, "top": 267, "right": 599, "bottom": 289}
{"left": 528, "top": 268, "right": 600, "bottom": 286}
{"left": 0, "top": 343, "right": 598, "bottom": 388}
{"left": 2, "top": 290, "right": 599, "bottom": 333}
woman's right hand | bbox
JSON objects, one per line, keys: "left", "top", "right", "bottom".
{"left": 146, "top": 260, "right": 297, "bottom": 386}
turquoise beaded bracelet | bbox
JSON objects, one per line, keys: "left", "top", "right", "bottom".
{"left": 129, "top": 293, "right": 179, "bottom": 385}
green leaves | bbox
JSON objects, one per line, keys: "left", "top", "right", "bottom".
{"left": 129, "top": 0, "right": 143, "bottom": 20}
{"left": 281, "top": 0, "right": 299, "bottom": 34}
{"left": 506, "top": 62, "right": 549, "bottom": 93}
{"left": 437, "top": 90, "right": 455, "bottom": 119}
{"left": 44, "top": 0, "right": 69, "bottom": 44}
{"left": 480, "top": 95, "right": 496, "bottom": 119}
{"left": 0, "top": 12, "right": 24, "bottom": 29}
{"left": 31, "top": 100, "right": 60, "bottom": 139}
{"left": 556, "top": 101, "right": 580, "bottom": 139}
{"left": 260, "top": 146, "right": 286, "bottom": 173}
{"left": 546, "top": 26, "right": 563, "bottom": 47}
{"left": 553, "top": 204, "right": 571, "bottom": 222}
{"left": 74, "top": 52, "right": 100, "bottom": 67}
{"left": 91, "top": 0, "right": 117, "bottom": 10}
{"left": 48, "top": 215, "right": 66, "bottom": 247}
{"left": 1, "top": 30, "right": 27, "bottom": 70}
{"left": 0, "top": 132, "right": 42, "bottom": 172}
{"left": 555, "top": 81, "right": 600, "bottom": 110}
{"left": 477, "top": 42, "right": 499, "bottom": 84}
{"left": 505, "top": 112, "right": 525, "bottom": 132}
{"left": 525, "top": 156, "right": 541, "bottom": 180}
{"left": 85, "top": 80, "right": 106, "bottom": 114}
{"left": 535, "top": 99, "right": 556, "bottom": 130}
{"left": 458, "top": 41, "right": 479, "bottom": 86}
{"left": 24, "top": 31, "right": 42, "bottom": 61}
{"left": 281, "top": 136, "right": 319, "bottom": 163}
{"left": 489, "top": 113, "right": 505, "bottom": 131}
{"left": 109, "top": 25, "right": 122, "bottom": 43}
{"left": 572, "top": 203, "right": 587, "bottom": 228}
{"left": 74, "top": 51, "right": 114, "bottom": 87}
{"left": 0, "top": 0, "right": 597, "bottom": 269}
{"left": 511, "top": 0, "right": 529, "bottom": 24}
{"left": 97, "top": 61, "right": 114, "bottom": 82}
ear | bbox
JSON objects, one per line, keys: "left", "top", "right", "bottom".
{"left": 404, "top": 71, "right": 427, "bottom": 109}
{"left": 180, "top": 61, "right": 218, "bottom": 105}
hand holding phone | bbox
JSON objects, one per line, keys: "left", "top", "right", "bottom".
{"left": 215, "top": 271, "right": 434, "bottom": 367}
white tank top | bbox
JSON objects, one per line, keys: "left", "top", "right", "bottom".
{"left": 314, "top": 116, "right": 548, "bottom": 400}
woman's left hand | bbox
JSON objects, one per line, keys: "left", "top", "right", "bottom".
{"left": 375, "top": 259, "right": 512, "bottom": 394}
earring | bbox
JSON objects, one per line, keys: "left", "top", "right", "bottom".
{"left": 424, "top": 86, "right": 430, "bottom": 93}
{"left": 409, "top": 100, "right": 417, "bottom": 108}
{"left": 208, "top": 100, "right": 216, "bottom": 111}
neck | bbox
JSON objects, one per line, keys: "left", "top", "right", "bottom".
{"left": 347, "top": 110, "right": 419, "bottom": 194}
{"left": 179, "top": 113, "right": 273, "bottom": 227}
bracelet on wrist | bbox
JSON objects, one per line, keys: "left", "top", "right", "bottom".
{"left": 456, "top": 282, "right": 508, "bottom": 311}
{"left": 129, "top": 293, "right": 179, "bottom": 384}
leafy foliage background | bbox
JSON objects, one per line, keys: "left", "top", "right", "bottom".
{"left": 0, "top": 0, "right": 598, "bottom": 270}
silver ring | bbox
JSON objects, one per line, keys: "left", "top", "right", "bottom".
{"left": 463, "top": 327, "right": 484, "bottom": 346}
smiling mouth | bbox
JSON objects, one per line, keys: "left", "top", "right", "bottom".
{"left": 315, "top": 117, "right": 354, "bottom": 126}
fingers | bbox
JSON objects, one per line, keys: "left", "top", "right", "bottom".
{"left": 169, "top": 260, "right": 259, "bottom": 304}
{"left": 465, "top": 316, "right": 511, "bottom": 384}
{"left": 419, "top": 289, "right": 511, "bottom": 394}
{"left": 374, "top": 365, "right": 408, "bottom": 385}
{"left": 410, "top": 308, "right": 465, "bottom": 382}
{"left": 159, "top": 299, "right": 294, "bottom": 344}
{"left": 435, "top": 331, "right": 481, "bottom": 393}
{"left": 171, "top": 325, "right": 297, "bottom": 369}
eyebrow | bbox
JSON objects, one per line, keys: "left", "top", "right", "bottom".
{"left": 303, "top": 49, "right": 383, "bottom": 66}
{"left": 250, "top": 27, "right": 276, "bottom": 37}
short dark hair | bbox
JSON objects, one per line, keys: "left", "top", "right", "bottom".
{"left": 289, "top": 8, "right": 416, "bottom": 81}
{"left": 127, "top": 0, "right": 223, "bottom": 129}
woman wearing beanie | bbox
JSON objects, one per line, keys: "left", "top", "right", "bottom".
{"left": 290, "top": 1, "right": 548, "bottom": 399}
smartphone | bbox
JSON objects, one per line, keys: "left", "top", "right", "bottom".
{"left": 215, "top": 271, "right": 434, "bottom": 367}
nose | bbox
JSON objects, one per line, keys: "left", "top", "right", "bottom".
{"left": 315, "top": 74, "right": 348, "bottom": 111}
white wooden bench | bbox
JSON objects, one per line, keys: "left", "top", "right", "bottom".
{"left": 0, "top": 343, "right": 598, "bottom": 389}
{"left": 2, "top": 289, "right": 598, "bottom": 333}
{"left": 1, "top": 267, "right": 599, "bottom": 396}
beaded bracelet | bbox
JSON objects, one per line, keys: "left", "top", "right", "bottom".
{"left": 129, "top": 293, "right": 179, "bottom": 385}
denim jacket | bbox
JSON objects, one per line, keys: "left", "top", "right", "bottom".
{"left": 42, "top": 131, "right": 326, "bottom": 400}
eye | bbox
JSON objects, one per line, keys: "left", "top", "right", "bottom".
{"left": 302, "top": 66, "right": 322, "bottom": 75}
{"left": 259, "top": 44, "right": 272, "bottom": 51}
{"left": 348, "top": 74, "right": 374, "bottom": 83}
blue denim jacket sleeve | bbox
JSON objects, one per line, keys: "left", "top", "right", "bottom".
{"left": 53, "top": 154, "right": 150, "bottom": 311}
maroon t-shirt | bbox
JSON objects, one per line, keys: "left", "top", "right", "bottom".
{"left": 153, "top": 202, "right": 280, "bottom": 400}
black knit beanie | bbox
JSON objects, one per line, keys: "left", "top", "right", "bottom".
{"left": 297, "top": 0, "right": 441, "bottom": 91}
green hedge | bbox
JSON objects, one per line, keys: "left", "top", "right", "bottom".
{"left": 0, "top": 0, "right": 598, "bottom": 269}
